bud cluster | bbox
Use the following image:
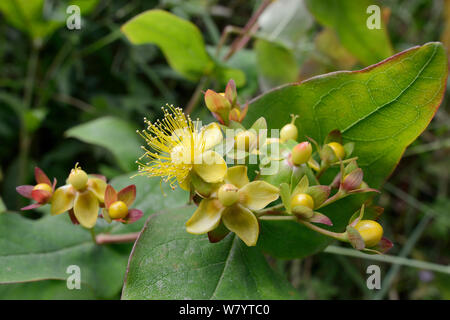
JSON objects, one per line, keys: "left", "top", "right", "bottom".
{"left": 130, "top": 79, "right": 393, "bottom": 253}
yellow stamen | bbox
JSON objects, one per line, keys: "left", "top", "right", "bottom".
{"left": 137, "top": 105, "right": 209, "bottom": 189}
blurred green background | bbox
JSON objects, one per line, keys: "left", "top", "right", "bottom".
{"left": 0, "top": 0, "right": 448, "bottom": 299}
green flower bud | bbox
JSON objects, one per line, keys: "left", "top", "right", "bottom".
{"left": 291, "top": 142, "right": 312, "bottom": 166}
{"left": 218, "top": 184, "right": 239, "bottom": 206}
{"left": 280, "top": 114, "right": 299, "bottom": 142}
{"left": 68, "top": 164, "right": 88, "bottom": 191}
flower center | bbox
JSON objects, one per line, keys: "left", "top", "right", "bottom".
{"left": 218, "top": 183, "right": 239, "bottom": 206}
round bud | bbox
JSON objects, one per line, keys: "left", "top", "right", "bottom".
{"left": 218, "top": 184, "right": 239, "bottom": 206}
{"left": 108, "top": 201, "right": 129, "bottom": 219}
{"left": 234, "top": 131, "right": 257, "bottom": 151}
{"left": 291, "top": 142, "right": 312, "bottom": 166}
{"left": 68, "top": 168, "right": 88, "bottom": 191}
{"left": 33, "top": 183, "right": 52, "bottom": 194}
{"left": 327, "top": 142, "right": 345, "bottom": 160}
{"left": 354, "top": 220, "right": 383, "bottom": 247}
{"left": 280, "top": 124, "right": 298, "bottom": 142}
{"left": 291, "top": 193, "right": 314, "bottom": 209}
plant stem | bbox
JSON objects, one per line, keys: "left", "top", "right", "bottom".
{"left": 255, "top": 203, "right": 284, "bottom": 217}
{"left": 297, "top": 219, "right": 348, "bottom": 242}
{"left": 223, "top": 0, "right": 271, "bottom": 61}
{"left": 259, "top": 215, "right": 296, "bottom": 221}
{"left": 96, "top": 232, "right": 140, "bottom": 245}
{"left": 317, "top": 190, "right": 346, "bottom": 209}
{"left": 18, "top": 44, "right": 39, "bottom": 197}
{"left": 259, "top": 213, "right": 348, "bottom": 243}
{"left": 89, "top": 228, "right": 97, "bottom": 245}
{"left": 185, "top": 76, "right": 210, "bottom": 114}
{"left": 324, "top": 245, "right": 450, "bottom": 275}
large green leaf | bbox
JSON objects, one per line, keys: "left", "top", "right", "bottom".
{"left": 121, "top": 9, "right": 244, "bottom": 86}
{"left": 65, "top": 116, "right": 141, "bottom": 172}
{"left": 122, "top": 206, "right": 299, "bottom": 299}
{"left": 0, "top": 213, "right": 128, "bottom": 298}
{"left": 306, "top": 0, "right": 393, "bottom": 65}
{"left": 245, "top": 42, "right": 448, "bottom": 258}
{"left": 121, "top": 9, "right": 213, "bottom": 81}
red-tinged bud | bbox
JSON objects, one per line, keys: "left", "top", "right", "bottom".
{"left": 229, "top": 107, "right": 241, "bottom": 122}
{"left": 225, "top": 79, "right": 237, "bottom": 105}
{"left": 204, "top": 90, "right": 231, "bottom": 123}
{"left": 342, "top": 168, "right": 363, "bottom": 191}
{"left": 291, "top": 142, "right": 312, "bottom": 166}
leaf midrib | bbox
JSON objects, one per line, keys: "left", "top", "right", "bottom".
{"left": 209, "top": 235, "right": 236, "bottom": 299}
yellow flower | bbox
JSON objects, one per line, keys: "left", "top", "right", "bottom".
{"left": 185, "top": 166, "right": 279, "bottom": 246}
{"left": 50, "top": 164, "right": 107, "bottom": 229}
{"left": 137, "top": 105, "right": 226, "bottom": 190}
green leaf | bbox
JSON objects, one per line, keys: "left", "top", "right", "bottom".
{"left": 0, "top": 0, "right": 99, "bottom": 40}
{"left": 122, "top": 206, "right": 300, "bottom": 299}
{"left": 0, "top": 280, "right": 97, "bottom": 300}
{"left": 121, "top": 9, "right": 214, "bottom": 81}
{"left": 245, "top": 42, "right": 448, "bottom": 258}
{"left": 65, "top": 116, "right": 141, "bottom": 172}
{"left": 306, "top": 0, "right": 393, "bottom": 65}
{"left": 0, "top": 213, "right": 128, "bottom": 298}
{"left": 254, "top": 39, "right": 299, "bottom": 89}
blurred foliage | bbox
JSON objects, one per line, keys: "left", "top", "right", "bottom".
{"left": 0, "top": 0, "right": 448, "bottom": 299}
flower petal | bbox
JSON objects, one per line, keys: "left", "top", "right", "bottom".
{"left": 31, "top": 189, "right": 52, "bottom": 204}
{"left": 51, "top": 186, "right": 75, "bottom": 215}
{"left": 193, "top": 150, "right": 227, "bottom": 183}
{"left": 87, "top": 177, "right": 107, "bottom": 203}
{"left": 178, "top": 176, "right": 190, "bottom": 191}
{"left": 118, "top": 185, "right": 136, "bottom": 207}
{"left": 203, "top": 122, "right": 223, "bottom": 150}
{"left": 16, "top": 185, "right": 34, "bottom": 199}
{"left": 35, "top": 167, "right": 51, "bottom": 186}
{"left": 21, "top": 203, "right": 42, "bottom": 211}
{"left": 185, "top": 199, "right": 224, "bottom": 234}
{"left": 74, "top": 190, "right": 99, "bottom": 228}
{"left": 238, "top": 181, "right": 279, "bottom": 211}
{"left": 225, "top": 165, "right": 249, "bottom": 189}
{"left": 222, "top": 204, "right": 259, "bottom": 246}
{"left": 104, "top": 185, "right": 117, "bottom": 209}
{"left": 122, "top": 208, "right": 143, "bottom": 224}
